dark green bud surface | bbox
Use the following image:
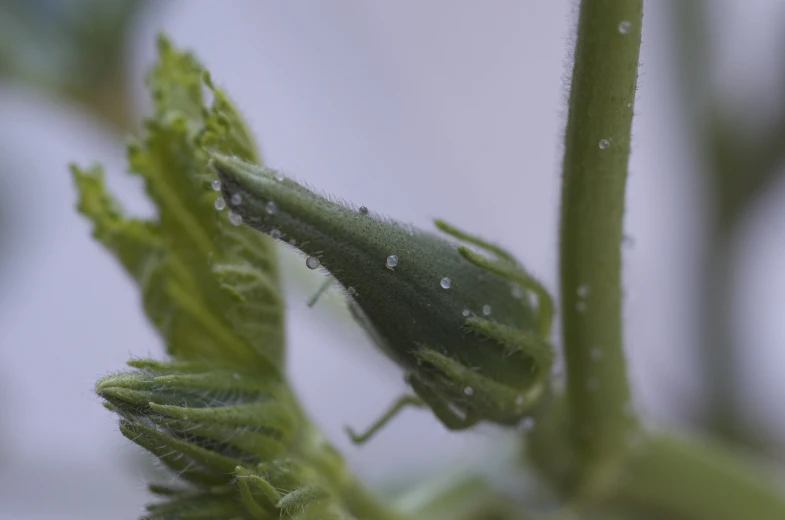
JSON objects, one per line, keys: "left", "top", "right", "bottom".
{"left": 211, "top": 154, "right": 554, "bottom": 430}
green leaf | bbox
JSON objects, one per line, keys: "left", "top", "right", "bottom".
{"left": 71, "top": 35, "right": 284, "bottom": 372}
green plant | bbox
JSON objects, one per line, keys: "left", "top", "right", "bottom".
{"left": 71, "top": 2, "right": 785, "bottom": 519}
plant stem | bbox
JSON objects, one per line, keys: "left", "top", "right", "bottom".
{"left": 558, "top": 0, "right": 642, "bottom": 472}
{"left": 303, "top": 428, "right": 407, "bottom": 520}
{"left": 617, "top": 433, "right": 785, "bottom": 520}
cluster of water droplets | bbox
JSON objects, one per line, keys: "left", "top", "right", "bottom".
{"left": 576, "top": 284, "right": 590, "bottom": 313}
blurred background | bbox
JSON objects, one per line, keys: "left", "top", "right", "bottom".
{"left": 1, "top": 1, "right": 784, "bottom": 518}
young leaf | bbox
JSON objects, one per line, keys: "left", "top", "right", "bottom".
{"left": 71, "top": 35, "right": 284, "bottom": 372}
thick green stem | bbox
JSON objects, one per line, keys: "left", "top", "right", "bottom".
{"left": 617, "top": 433, "right": 785, "bottom": 520}
{"left": 559, "top": 0, "right": 642, "bottom": 471}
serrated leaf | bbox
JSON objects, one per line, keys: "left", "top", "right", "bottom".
{"left": 71, "top": 35, "right": 284, "bottom": 371}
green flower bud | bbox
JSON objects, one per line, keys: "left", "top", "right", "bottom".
{"left": 210, "top": 153, "right": 554, "bottom": 434}
{"left": 97, "top": 359, "right": 300, "bottom": 487}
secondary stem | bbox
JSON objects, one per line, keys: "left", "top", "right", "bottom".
{"left": 618, "top": 433, "right": 785, "bottom": 520}
{"left": 559, "top": 0, "right": 642, "bottom": 471}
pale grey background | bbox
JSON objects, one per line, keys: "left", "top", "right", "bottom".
{"left": 1, "top": 1, "right": 784, "bottom": 518}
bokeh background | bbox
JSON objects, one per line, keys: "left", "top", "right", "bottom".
{"left": 1, "top": 1, "right": 784, "bottom": 518}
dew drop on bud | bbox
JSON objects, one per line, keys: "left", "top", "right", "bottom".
{"left": 266, "top": 201, "right": 278, "bottom": 215}
{"left": 348, "top": 287, "right": 356, "bottom": 295}
{"left": 599, "top": 139, "right": 611, "bottom": 150}
{"left": 306, "top": 256, "right": 320, "bottom": 269}
{"left": 511, "top": 285, "right": 524, "bottom": 299}
{"left": 577, "top": 284, "right": 590, "bottom": 298}
{"left": 463, "top": 386, "right": 474, "bottom": 396}
{"left": 228, "top": 210, "right": 243, "bottom": 226}
{"left": 275, "top": 172, "right": 285, "bottom": 182}
{"left": 270, "top": 229, "right": 282, "bottom": 239}
{"left": 359, "top": 206, "right": 369, "bottom": 215}
{"left": 618, "top": 20, "right": 631, "bottom": 34}
{"left": 214, "top": 197, "right": 226, "bottom": 210}
{"left": 518, "top": 417, "right": 536, "bottom": 433}
{"left": 482, "top": 304, "right": 492, "bottom": 316}
{"left": 386, "top": 255, "right": 399, "bottom": 268}
{"left": 211, "top": 179, "right": 221, "bottom": 191}
{"left": 230, "top": 193, "right": 242, "bottom": 205}
{"left": 440, "top": 277, "right": 452, "bottom": 289}
{"left": 462, "top": 308, "right": 471, "bottom": 317}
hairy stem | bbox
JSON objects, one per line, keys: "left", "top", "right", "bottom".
{"left": 559, "top": 0, "right": 642, "bottom": 472}
{"left": 618, "top": 433, "right": 785, "bottom": 520}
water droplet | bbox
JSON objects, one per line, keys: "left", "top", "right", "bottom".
{"left": 518, "top": 417, "right": 536, "bottom": 433}
{"left": 576, "top": 301, "right": 588, "bottom": 313}
{"left": 214, "top": 197, "right": 226, "bottom": 210}
{"left": 228, "top": 210, "right": 243, "bottom": 226}
{"left": 482, "top": 304, "right": 492, "bottom": 316}
{"left": 306, "top": 256, "right": 320, "bottom": 269}
{"left": 627, "top": 102, "right": 632, "bottom": 108}
{"left": 230, "top": 193, "right": 242, "bottom": 205}
{"left": 211, "top": 179, "right": 222, "bottom": 191}
{"left": 618, "top": 20, "right": 632, "bottom": 34}
{"left": 577, "top": 284, "right": 590, "bottom": 298}
{"left": 463, "top": 386, "right": 474, "bottom": 396}
{"left": 590, "top": 348, "right": 603, "bottom": 361}
{"left": 270, "top": 229, "right": 282, "bottom": 239}
{"left": 462, "top": 308, "right": 472, "bottom": 317}
{"left": 359, "top": 206, "right": 369, "bottom": 215}
{"left": 265, "top": 201, "right": 278, "bottom": 215}
{"left": 586, "top": 378, "right": 599, "bottom": 391}
{"left": 599, "top": 139, "right": 611, "bottom": 150}
{"left": 440, "top": 277, "right": 452, "bottom": 289}
{"left": 348, "top": 287, "right": 356, "bottom": 295}
{"left": 275, "top": 171, "right": 285, "bottom": 182}
{"left": 386, "top": 255, "right": 399, "bottom": 268}
{"left": 511, "top": 285, "right": 524, "bottom": 299}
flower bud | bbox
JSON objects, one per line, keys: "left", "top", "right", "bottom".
{"left": 97, "top": 359, "right": 299, "bottom": 487}
{"left": 211, "top": 154, "right": 554, "bottom": 429}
